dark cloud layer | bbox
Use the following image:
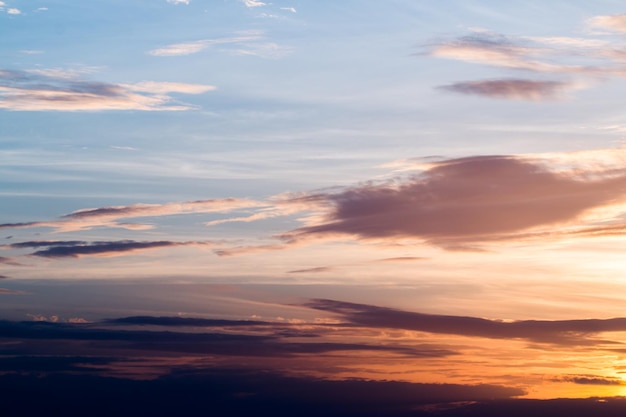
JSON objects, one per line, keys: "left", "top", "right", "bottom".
{"left": 0, "top": 370, "right": 524, "bottom": 417}
{"left": 439, "top": 79, "right": 571, "bottom": 100}
{"left": 0, "top": 319, "right": 451, "bottom": 358}
{"left": 284, "top": 155, "right": 626, "bottom": 247}
{"left": 305, "top": 299, "right": 626, "bottom": 345}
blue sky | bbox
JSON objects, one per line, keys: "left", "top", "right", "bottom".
{"left": 6, "top": 1, "right": 626, "bottom": 412}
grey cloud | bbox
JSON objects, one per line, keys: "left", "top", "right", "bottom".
{"left": 304, "top": 299, "right": 626, "bottom": 345}
{"left": 28, "top": 240, "right": 190, "bottom": 258}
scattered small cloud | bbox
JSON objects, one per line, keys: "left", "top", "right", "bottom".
{"left": 280, "top": 7, "right": 296, "bottom": 13}
{"left": 27, "top": 313, "right": 59, "bottom": 322}
{"left": 438, "top": 79, "right": 575, "bottom": 101}
{"left": 166, "top": 0, "right": 189, "bottom": 4}
{"left": 426, "top": 16, "right": 626, "bottom": 100}
{"left": 7, "top": 8, "right": 20, "bottom": 15}
{"left": 35, "top": 7, "right": 48, "bottom": 12}
{"left": 20, "top": 50, "right": 43, "bottom": 55}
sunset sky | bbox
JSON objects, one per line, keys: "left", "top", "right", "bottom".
{"left": 4, "top": 1, "right": 626, "bottom": 415}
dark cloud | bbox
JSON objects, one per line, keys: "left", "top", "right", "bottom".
{"left": 557, "top": 375, "right": 625, "bottom": 386}
{"left": 438, "top": 79, "right": 571, "bottom": 100}
{"left": 106, "top": 316, "right": 270, "bottom": 327}
{"left": 0, "top": 370, "right": 524, "bottom": 417}
{"left": 8, "top": 240, "right": 87, "bottom": 249}
{"left": 0, "top": 221, "right": 38, "bottom": 229}
{"left": 304, "top": 299, "right": 626, "bottom": 345}
{"left": 15, "top": 240, "right": 200, "bottom": 258}
{"left": 283, "top": 155, "right": 626, "bottom": 247}
{"left": 0, "top": 319, "right": 453, "bottom": 358}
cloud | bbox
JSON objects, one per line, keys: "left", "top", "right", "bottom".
{"left": 438, "top": 79, "right": 574, "bottom": 101}
{"left": 288, "top": 266, "right": 333, "bottom": 274}
{"left": 166, "top": 0, "right": 189, "bottom": 4}
{"left": 281, "top": 153, "right": 626, "bottom": 248}
{"left": 280, "top": 7, "right": 296, "bottom": 13}
{"left": 0, "top": 69, "right": 214, "bottom": 111}
{"left": 588, "top": 14, "right": 626, "bottom": 34}
{"left": 557, "top": 375, "right": 626, "bottom": 386}
{"left": 0, "top": 370, "right": 524, "bottom": 416}
{"left": 0, "top": 288, "right": 24, "bottom": 294}
{"left": 147, "top": 34, "right": 263, "bottom": 57}
{"left": 242, "top": 0, "right": 266, "bottom": 7}
{"left": 426, "top": 19, "right": 626, "bottom": 100}
{"left": 7, "top": 8, "right": 20, "bottom": 15}
{"left": 374, "top": 257, "right": 426, "bottom": 263}
{"left": 304, "top": 298, "right": 626, "bottom": 345}
{"left": 12, "top": 240, "right": 208, "bottom": 258}
{"left": 0, "top": 198, "right": 265, "bottom": 232}
{"left": 106, "top": 316, "right": 269, "bottom": 327}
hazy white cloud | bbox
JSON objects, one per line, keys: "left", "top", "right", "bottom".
{"left": 167, "top": 0, "right": 190, "bottom": 4}
{"left": 230, "top": 42, "right": 293, "bottom": 59}
{"left": 7, "top": 7, "right": 20, "bottom": 14}
{"left": 280, "top": 7, "right": 296, "bottom": 13}
{"left": 0, "top": 69, "right": 215, "bottom": 111}
{"left": 242, "top": 0, "right": 266, "bottom": 7}
{"left": 588, "top": 14, "right": 626, "bottom": 34}
{"left": 147, "top": 34, "right": 263, "bottom": 57}
{"left": 36, "top": 7, "right": 48, "bottom": 12}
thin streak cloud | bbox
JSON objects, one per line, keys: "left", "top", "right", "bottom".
{"left": 0, "top": 69, "right": 215, "bottom": 111}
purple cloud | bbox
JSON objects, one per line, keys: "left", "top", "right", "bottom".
{"left": 439, "top": 79, "right": 572, "bottom": 100}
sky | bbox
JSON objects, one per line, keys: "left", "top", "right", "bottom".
{"left": 4, "top": 0, "right": 626, "bottom": 415}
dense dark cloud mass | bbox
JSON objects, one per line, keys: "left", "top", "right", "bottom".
{"left": 5, "top": 240, "right": 205, "bottom": 258}
{"left": 0, "top": 371, "right": 526, "bottom": 417}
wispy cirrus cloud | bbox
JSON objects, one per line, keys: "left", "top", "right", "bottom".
{"left": 147, "top": 33, "right": 263, "bottom": 57}
{"left": 147, "top": 32, "right": 292, "bottom": 59}
{"left": 0, "top": 69, "right": 215, "bottom": 111}
{"left": 438, "top": 79, "right": 576, "bottom": 101}
{"left": 0, "top": 198, "right": 266, "bottom": 232}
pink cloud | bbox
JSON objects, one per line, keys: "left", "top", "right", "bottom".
{"left": 281, "top": 155, "right": 626, "bottom": 248}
